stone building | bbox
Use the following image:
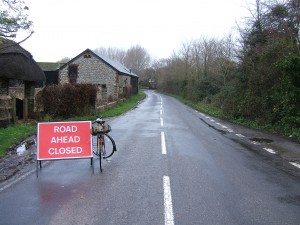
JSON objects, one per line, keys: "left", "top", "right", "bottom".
{"left": 40, "top": 49, "right": 139, "bottom": 109}
{"left": 61, "top": 49, "right": 138, "bottom": 100}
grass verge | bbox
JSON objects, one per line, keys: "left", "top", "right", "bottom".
{"left": 170, "top": 93, "right": 300, "bottom": 141}
{"left": 0, "top": 124, "right": 36, "bottom": 157}
{"left": 0, "top": 91, "right": 146, "bottom": 157}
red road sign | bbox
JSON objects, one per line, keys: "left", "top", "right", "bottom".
{"left": 37, "top": 121, "right": 92, "bottom": 160}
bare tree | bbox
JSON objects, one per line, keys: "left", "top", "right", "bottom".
{"left": 94, "top": 47, "right": 126, "bottom": 64}
{"left": 123, "top": 45, "right": 151, "bottom": 76}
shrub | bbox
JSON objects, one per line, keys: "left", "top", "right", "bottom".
{"left": 36, "top": 83, "right": 97, "bottom": 119}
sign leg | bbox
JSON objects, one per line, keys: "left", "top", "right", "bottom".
{"left": 36, "top": 160, "right": 39, "bottom": 178}
{"left": 91, "top": 157, "right": 94, "bottom": 174}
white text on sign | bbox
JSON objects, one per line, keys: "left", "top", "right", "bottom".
{"left": 37, "top": 121, "right": 92, "bottom": 160}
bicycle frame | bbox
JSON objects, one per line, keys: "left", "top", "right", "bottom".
{"left": 91, "top": 117, "right": 117, "bottom": 172}
{"left": 97, "top": 133, "right": 106, "bottom": 156}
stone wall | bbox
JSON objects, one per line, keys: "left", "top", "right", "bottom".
{"left": 9, "top": 87, "right": 24, "bottom": 100}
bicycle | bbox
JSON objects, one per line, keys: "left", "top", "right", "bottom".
{"left": 91, "top": 116, "right": 117, "bottom": 172}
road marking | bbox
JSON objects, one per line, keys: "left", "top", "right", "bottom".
{"left": 161, "top": 132, "right": 167, "bottom": 154}
{"left": 0, "top": 160, "right": 49, "bottom": 193}
{"left": 163, "top": 176, "right": 175, "bottom": 225}
{"left": 263, "top": 147, "right": 276, "bottom": 154}
{"left": 290, "top": 162, "right": 300, "bottom": 169}
{"left": 236, "top": 134, "right": 245, "bottom": 138}
{"left": 0, "top": 169, "right": 34, "bottom": 193}
{"left": 227, "top": 129, "right": 234, "bottom": 133}
{"left": 161, "top": 117, "right": 164, "bottom": 127}
{"left": 251, "top": 141, "right": 260, "bottom": 145}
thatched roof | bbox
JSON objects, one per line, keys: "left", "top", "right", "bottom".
{"left": 0, "top": 38, "right": 45, "bottom": 82}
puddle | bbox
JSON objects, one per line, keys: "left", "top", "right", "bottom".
{"left": 249, "top": 137, "right": 273, "bottom": 143}
{"left": 16, "top": 144, "right": 26, "bottom": 156}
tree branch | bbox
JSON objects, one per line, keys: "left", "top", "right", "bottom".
{"left": 0, "top": 31, "right": 34, "bottom": 52}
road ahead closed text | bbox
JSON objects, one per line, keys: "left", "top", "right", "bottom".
{"left": 38, "top": 121, "right": 92, "bottom": 160}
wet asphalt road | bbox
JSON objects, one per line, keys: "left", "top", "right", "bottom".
{"left": 0, "top": 90, "right": 300, "bottom": 225}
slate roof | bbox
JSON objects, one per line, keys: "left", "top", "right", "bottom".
{"left": 37, "top": 62, "right": 64, "bottom": 71}
{"left": 98, "top": 54, "right": 138, "bottom": 77}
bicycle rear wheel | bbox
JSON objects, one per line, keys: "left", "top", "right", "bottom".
{"left": 102, "top": 133, "right": 117, "bottom": 159}
{"left": 93, "top": 133, "right": 116, "bottom": 159}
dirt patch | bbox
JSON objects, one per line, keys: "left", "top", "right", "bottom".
{"left": 0, "top": 136, "right": 36, "bottom": 183}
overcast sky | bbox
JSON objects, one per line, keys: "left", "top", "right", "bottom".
{"left": 19, "top": 0, "right": 249, "bottom": 62}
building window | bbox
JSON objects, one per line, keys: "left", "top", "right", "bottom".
{"left": 68, "top": 65, "right": 78, "bottom": 84}
{"left": 84, "top": 54, "right": 91, "bottom": 58}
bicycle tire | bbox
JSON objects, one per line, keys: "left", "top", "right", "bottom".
{"left": 102, "top": 133, "right": 117, "bottom": 159}
{"left": 93, "top": 133, "right": 116, "bottom": 159}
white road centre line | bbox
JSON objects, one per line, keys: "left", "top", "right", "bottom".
{"left": 161, "top": 132, "right": 167, "bottom": 155}
{"left": 163, "top": 176, "right": 175, "bottom": 225}
{"left": 161, "top": 117, "right": 164, "bottom": 127}
{"left": 263, "top": 147, "right": 276, "bottom": 154}
{"left": 290, "top": 162, "right": 300, "bottom": 169}
{"left": 160, "top": 109, "right": 163, "bottom": 115}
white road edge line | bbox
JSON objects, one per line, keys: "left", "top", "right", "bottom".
{"left": 263, "top": 147, "right": 276, "bottom": 154}
{"left": 163, "top": 176, "right": 175, "bottom": 225}
{"left": 0, "top": 160, "right": 52, "bottom": 193}
{"left": 236, "top": 134, "right": 245, "bottom": 138}
{"left": 161, "top": 132, "right": 167, "bottom": 155}
{"left": 251, "top": 141, "right": 260, "bottom": 145}
{"left": 290, "top": 162, "right": 300, "bottom": 169}
{"left": 0, "top": 169, "right": 35, "bottom": 193}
